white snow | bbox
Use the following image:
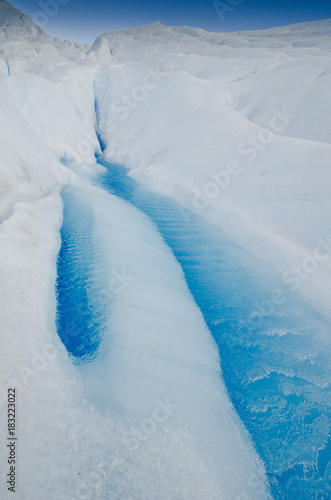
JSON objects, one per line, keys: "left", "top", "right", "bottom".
{"left": 92, "top": 20, "right": 331, "bottom": 317}
{"left": 0, "top": 1, "right": 330, "bottom": 498}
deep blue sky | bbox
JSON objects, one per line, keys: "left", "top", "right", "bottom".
{"left": 10, "top": 0, "right": 331, "bottom": 43}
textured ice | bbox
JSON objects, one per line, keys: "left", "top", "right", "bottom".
{"left": 0, "top": 2, "right": 330, "bottom": 498}
{"left": 53, "top": 170, "right": 270, "bottom": 499}
{"left": 98, "top": 160, "right": 331, "bottom": 499}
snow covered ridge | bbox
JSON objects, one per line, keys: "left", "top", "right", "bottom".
{"left": 90, "top": 18, "right": 331, "bottom": 59}
{"left": 0, "top": 0, "right": 87, "bottom": 75}
{"left": 0, "top": 0, "right": 49, "bottom": 41}
{"left": 0, "top": 1, "right": 330, "bottom": 498}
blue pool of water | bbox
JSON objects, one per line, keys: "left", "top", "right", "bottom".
{"left": 56, "top": 187, "right": 107, "bottom": 363}
{"left": 55, "top": 159, "right": 331, "bottom": 499}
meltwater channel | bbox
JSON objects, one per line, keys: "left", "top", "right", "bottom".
{"left": 56, "top": 160, "right": 331, "bottom": 500}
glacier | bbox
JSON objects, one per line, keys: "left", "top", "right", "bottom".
{"left": 0, "top": 0, "right": 330, "bottom": 498}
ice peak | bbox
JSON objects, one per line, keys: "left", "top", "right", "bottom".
{"left": 0, "top": 0, "right": 24, "bottom": 21}
{"left": 145, "top": 21, "right": 164, "bottom": 27}
{"left": 0, "top": 0, "right": 48, "bottom": 39}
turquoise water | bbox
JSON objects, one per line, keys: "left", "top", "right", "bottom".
{"left": 56, "top": 159, "right": 331, "bottom": 499}
{"left": 56, "top": 188, "right": 108, "bottom": 362}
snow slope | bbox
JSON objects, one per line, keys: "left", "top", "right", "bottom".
{"left": 0, "top": 1, "right": 330, "bottom": 498}
{"left": 91, "top": 20, "right": 331, "bottom": 318}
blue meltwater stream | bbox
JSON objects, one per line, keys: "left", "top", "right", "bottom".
{"left": 56, "top": 160, "right": 331, "bottom": 499}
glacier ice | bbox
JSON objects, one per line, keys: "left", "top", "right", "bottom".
{"left": 0, "top": 1, "right": 330, "bottom": 498}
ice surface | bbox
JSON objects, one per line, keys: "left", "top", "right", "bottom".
{"left": 0, "top": 2, "right": 330, "bottom": 498}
